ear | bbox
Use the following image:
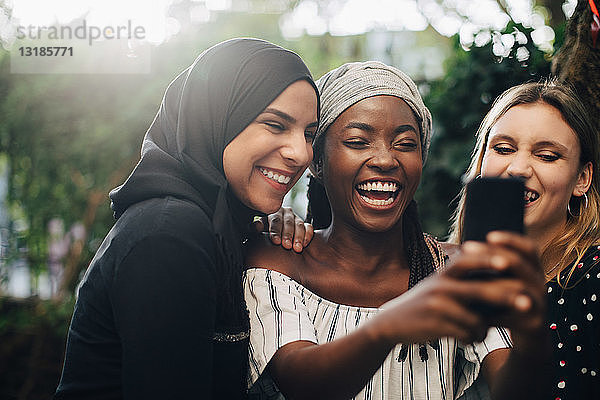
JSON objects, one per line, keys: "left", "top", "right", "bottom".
{"left": 573, "top": 161, "right": 593, "bottom": 197}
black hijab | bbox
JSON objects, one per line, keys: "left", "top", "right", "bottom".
{"left": 109, "top": 38, "right": 318, "bottom": 330}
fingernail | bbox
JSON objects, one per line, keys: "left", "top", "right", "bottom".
{"left": 294, "top": 242, "right": 302, "bottom": 252}
{"left": 271, "top": 234, "right": 280, "bottom": 243}
{"left": 284, "top": 239, "right": 292, "bottom": 248}
{"left": 514, "top": 294, "right": 532, "bottom": 311}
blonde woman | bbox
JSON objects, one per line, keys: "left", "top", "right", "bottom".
{"left": 450, "top": 80, "right": 600, "bottom": 399}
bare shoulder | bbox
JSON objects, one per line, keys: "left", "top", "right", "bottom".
{"left": 244, "top": 234, "right": 303, "bottom": 279}
{"left": 440, "top": 241, "right": 461, "bottom": 262}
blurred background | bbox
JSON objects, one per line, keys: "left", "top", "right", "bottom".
{"left": 0, "top": 0, "right": 594, "bottom": 398}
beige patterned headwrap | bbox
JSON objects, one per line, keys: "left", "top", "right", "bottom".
{"left": 313, "top": 61, "right": 432, "bottom": 168}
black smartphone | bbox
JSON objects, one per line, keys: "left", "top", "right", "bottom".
{"left": 462, "top": 177, "right": 524, "bottom": 280}
{"left": 463, "top": 176, "right": 524, "bottom": 242}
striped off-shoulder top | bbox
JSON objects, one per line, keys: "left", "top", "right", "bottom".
{"left": 244, "top": 268, "right": 512, "bottom": 400}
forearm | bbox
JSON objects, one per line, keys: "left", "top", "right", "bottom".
{"left": 271, "top": 321, "right": 394, "bottom": 400}
{"left": 488, "top": 333, "right": 553, "bottom": 400}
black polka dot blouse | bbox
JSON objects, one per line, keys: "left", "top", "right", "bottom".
{"left": 546, "top": 245, "right": 600, "bottom": 399}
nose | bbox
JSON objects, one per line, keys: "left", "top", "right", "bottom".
{"left": 279, "top": 130, "right": 312, "bottom": 167}
{"left": 366, "top": 144, "right": 399, "bottom": 171}
{"left": 506, "top": 153, "right": 532, "bottom": 179}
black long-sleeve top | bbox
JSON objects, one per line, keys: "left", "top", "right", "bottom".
{"left": 55, "top": 196, "right": 248, "bottom": 399}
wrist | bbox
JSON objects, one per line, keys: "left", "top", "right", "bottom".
{"left": 362, "top": 313, "right": 397, "bottom": 350}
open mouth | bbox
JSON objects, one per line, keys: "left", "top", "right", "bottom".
{"left": 524, "top": 189, "right": 540, "bottom": 205}
{"left": 259, "top": 167, "right": 292, "bottom": 185}
{"left": 356, "top": 180, "right": 401, "bottom": 207}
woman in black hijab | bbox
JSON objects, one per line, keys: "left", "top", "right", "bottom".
{"left": 55, "top": 38, "right": 319, "bottom": 400}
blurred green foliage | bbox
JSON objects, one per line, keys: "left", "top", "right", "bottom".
{"left": 0, "top": 296, "right": 75, "bottom": 398}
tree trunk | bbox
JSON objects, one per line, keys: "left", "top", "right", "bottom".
{"left": 552, "top": 0, "right": 600, "bottom": 132}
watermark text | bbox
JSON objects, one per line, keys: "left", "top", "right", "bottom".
{"left": 16, "top": 20, "right": 146, "bottom": 46}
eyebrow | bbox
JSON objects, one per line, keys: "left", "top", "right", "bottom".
{"left": 344, "top": 122, "right": 418, "bottom": 135}
{"left": 262, "top": 108, "right": 296, "bottom": 123}
{"left": 488, "top": 134, "right": 515, "bottom": 143}
{"left": 489, "top": 134, "right": 570, "bottom": 153}
{"left": 261, "top": 108, "right": 318, "bottom": 128}
{"left": 533, "top": 140, "right": 570, "bottom": 153}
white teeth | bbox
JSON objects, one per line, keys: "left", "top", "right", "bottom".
{"left": 360, "top": 195, "right": 395, "bottom": 206}
{"left": 259, "top": 168, "right": 291, "bottom": 185}
{"left": 356, "top": 181, "right": 398, "bottom": 192}
{"left": 524, "top": 190, "right": 539, "bottom": 203}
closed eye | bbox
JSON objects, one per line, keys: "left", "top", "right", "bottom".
{"left": 394, "top": 141, "right": 418, "bottom": 151}
{"left": 264, "top": 122, "right": 285, "bottom": 131}
{"left": 536, "top": 152, "right": 560, "bottom": 162}
{"left": 343, "top": 139, "right": 369, "bottom": 149}
{"left": 492, "top": 144, "right": 515, "bottom": 155}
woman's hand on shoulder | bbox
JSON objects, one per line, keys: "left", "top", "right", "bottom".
{"left": 245, "top": 230, "right": 304, "bottom": 280}
{"left": 253, "top": 207, "right": 314, "bottom": 252}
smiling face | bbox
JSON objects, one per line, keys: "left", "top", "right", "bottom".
{"left": 223, "top": 79, "right": 318, "bottom": 214}
{"left": 481, "top": 102, "right": 592, "bottom": 241}
{"left": 321, "top": 95, "right": 422, "bottom": 232}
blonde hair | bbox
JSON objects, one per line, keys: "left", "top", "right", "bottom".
{"left": 448, "top": 80, "right": 600, "bottom": 286}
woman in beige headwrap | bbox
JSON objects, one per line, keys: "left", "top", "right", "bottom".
{"left": 243, "top": 62, "right": 549, "bottom": 400}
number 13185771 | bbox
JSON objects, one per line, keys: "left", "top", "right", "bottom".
{"left": 18, "top": 47, "right": 73, "bottom": 56}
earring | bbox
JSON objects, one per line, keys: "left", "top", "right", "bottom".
{"left": 567, "top": 192, "right": 589, "bottom": 218}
